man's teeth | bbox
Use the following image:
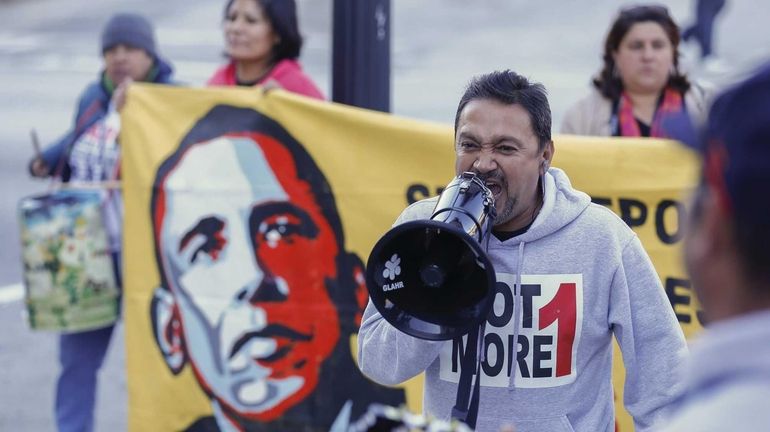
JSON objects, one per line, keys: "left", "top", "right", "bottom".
{"left": 486, "top": 183, "right": 501, "bottom": 194}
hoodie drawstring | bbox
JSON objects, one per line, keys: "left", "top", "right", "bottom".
{"left": 508, "top": 240, "right": 526, "bottom": 391}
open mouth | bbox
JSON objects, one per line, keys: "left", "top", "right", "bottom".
{"left": 485, "top": 181, "right": 502, "bottom": 197}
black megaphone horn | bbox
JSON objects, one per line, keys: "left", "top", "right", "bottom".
{"left": 365, "top": 172, "right": 498, "bottom": 341}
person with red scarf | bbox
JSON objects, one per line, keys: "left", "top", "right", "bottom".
{"left": 561, "top": 5, "right": 707, "bottom": 138}
{"left": 207, "top": 0, "right": 323, "bottom": 100}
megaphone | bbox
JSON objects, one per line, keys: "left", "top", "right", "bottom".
{"left": 365, "top": 172, "right": 497, "bottom": 341}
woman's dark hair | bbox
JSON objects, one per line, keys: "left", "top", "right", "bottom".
{"left": 224, "top": 0, "right": 303, "bottom": 61}
{"left": 593, "top": 4, "right": 690, "bottom": 101}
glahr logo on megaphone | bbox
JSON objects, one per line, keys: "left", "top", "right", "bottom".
{"left": 365, "top": 172, "right": 498, "bottom": 341}
{"left": 381, "top": 254, "right": 405, "bottom": 292}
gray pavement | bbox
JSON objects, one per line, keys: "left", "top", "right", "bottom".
{"left": 0, "top": 0, "right": 768, "bottom": 430}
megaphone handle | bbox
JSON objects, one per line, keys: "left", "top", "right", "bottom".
{"left": 450, "top": 324, "right": 483, "bottom": 428}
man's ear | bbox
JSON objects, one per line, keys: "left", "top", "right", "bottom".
{"left": 151, "top": 287, "right": 186, "bottom": 374}
{"left": 542, "top": 140, "right": 555, "bottom": 172}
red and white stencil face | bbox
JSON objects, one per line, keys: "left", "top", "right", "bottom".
{"left": 440, "top": 273, "right": 583, "bottom": 388}
{"left": 155, "top": 133, "right": 340, "bottom": 420}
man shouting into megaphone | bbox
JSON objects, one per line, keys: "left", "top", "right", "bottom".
{"left": 357, "top": 70, "right": 687, "bottom": 432}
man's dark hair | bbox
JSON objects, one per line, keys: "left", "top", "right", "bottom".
{"left": 593, "top": 5, "right": 690, "bottom": 101}
{"left": 223, "top": 0, "right": 303, "bottom": 61}
{"left": 454, "top": 70, "right": 552, "bottom": 150}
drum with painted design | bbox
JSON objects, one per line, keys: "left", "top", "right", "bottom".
{"left": 18, "top": 189, "right": 119, "bottom": 332}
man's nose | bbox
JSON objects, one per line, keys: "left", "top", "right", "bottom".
{"left": 473, "top": 151, "right": 498, "bottom": 173}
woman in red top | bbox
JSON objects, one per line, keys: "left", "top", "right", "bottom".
{"left": 208, "top": 0, "right": 324, "bottom": 100}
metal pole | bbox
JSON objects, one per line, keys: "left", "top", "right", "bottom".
{"left": 332, "top": 0, "right": 391, "bottom": 112}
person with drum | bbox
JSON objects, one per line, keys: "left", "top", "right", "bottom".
{"left": 27, "top": 13, "right": 175, "bottom": 432}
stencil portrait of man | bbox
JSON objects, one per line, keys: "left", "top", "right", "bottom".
{"left": 149, "top": 105, "right": 404, "bottom": 431}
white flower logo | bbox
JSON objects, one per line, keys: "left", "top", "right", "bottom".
{"left": 383, "top": 254, "right": 401, "bottom": 281}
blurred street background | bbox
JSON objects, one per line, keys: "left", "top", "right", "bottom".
{"left": 1, "top": 0, "right": 768, "bottom": 429}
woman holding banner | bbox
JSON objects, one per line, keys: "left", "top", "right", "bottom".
{"left": 561, "top": 5, "right": 707, "bottom": 137}
{"left": 208, "top": 0, "right": 324, "bottom": 99}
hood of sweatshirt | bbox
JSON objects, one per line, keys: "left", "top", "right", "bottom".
{"left": 490, "top": 167, "right": 591, "bottom": 247}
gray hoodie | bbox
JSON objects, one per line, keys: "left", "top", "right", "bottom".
{"left": 358, "top": 168, "right": 687, "bottom": 432}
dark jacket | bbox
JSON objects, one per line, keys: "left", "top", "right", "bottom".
{"left": 32, "top": 57, "right": 174, "bottom": 181}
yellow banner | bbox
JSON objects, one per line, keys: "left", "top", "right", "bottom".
{"left": 122, "top": 84, "right": 701, "bottom": 431}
